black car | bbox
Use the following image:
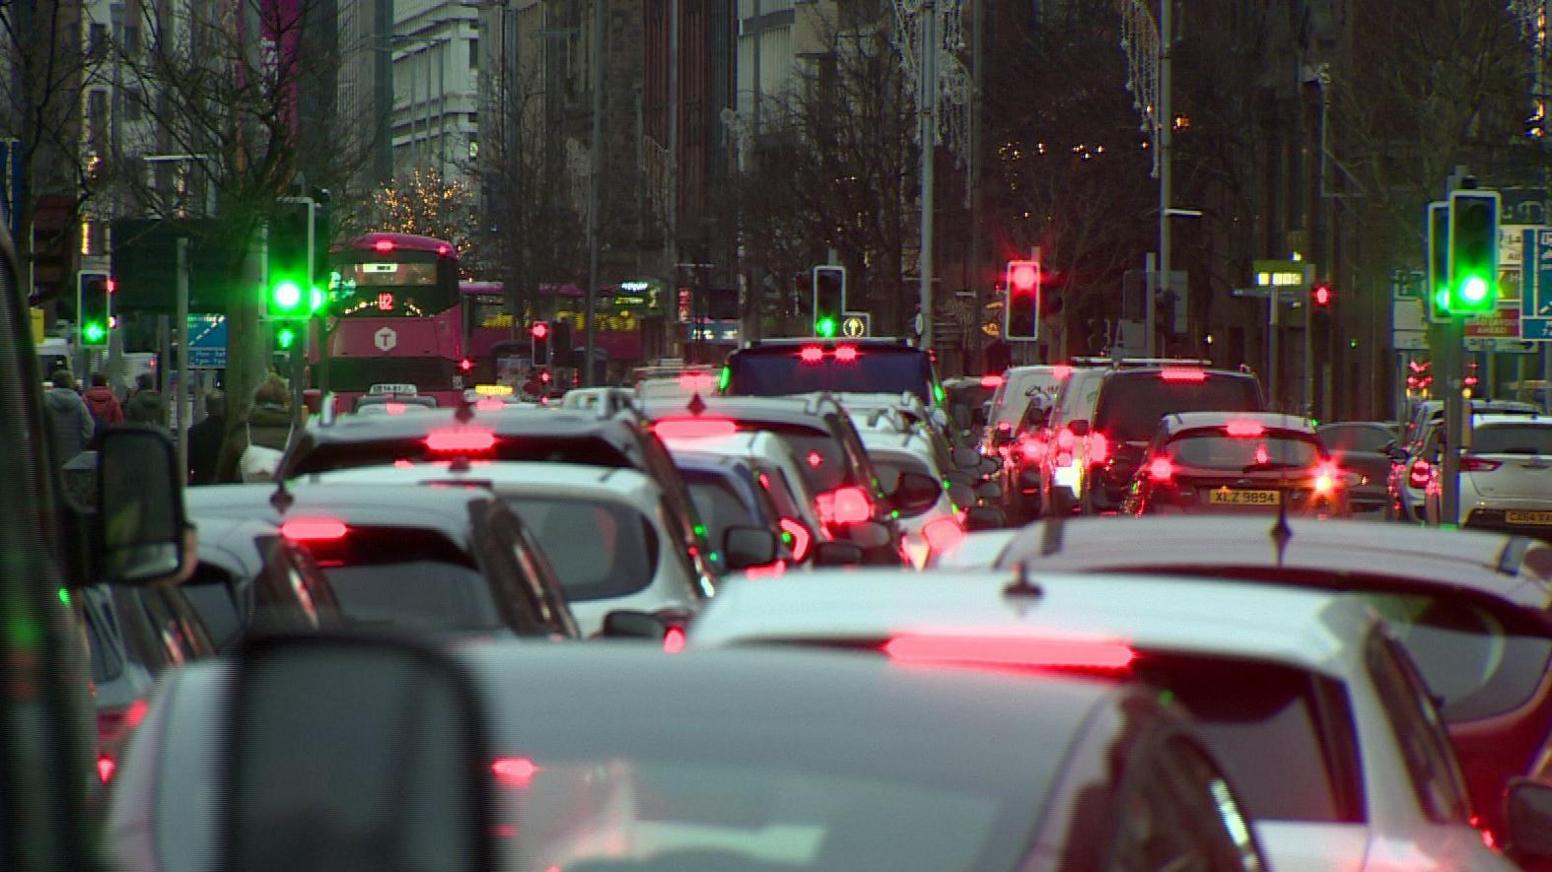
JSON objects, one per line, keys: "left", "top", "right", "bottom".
{"left": 721, "top": 337, "right": 942, "bottom": 407}
{"left": 187, "top": 483, "right": 581, "bottom": 640}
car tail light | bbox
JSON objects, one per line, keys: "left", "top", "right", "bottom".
{"left": 280, "top": 518, "right": 349, "bottom": 541}
{"left": 816, "top": 486, "right": 872, "bottom": 525}
{"left": 779, "top": 517, "right": 813, "bottom": 562}
{"left": 1019, "top": 437, "right": 1047, "bottom": 463}
{"left": 806, "top": 450, "right": 825, "bottom": 469}
{"left": 1408, "top": 458, "right": 1433, "bottom": 489}
{"left": 1460, "top": 455, "right": 1503, "bottom": 472}
{"left": 678, "top": 372, "right": 717, "bottom": 392}
{"left": 475, "top": 397, "right": 505, "bottom": 411}
{"left": 1056, "top": 428, "right": 1076, "bottom": 450}
{"left": 425, "top": 427, "right": 497, "bottom": 453}
{"left": 1147, "top": 457, "right": 1175, "bottom": 483}
{"left": 884, "top": 634, "right": 1136, "bottom": 673}
{"left": 491, "top": 756, "right": 540, "bottom": 788}
{"left": 384, "top": 402, "right": 407, "bottom": 415}
{"left": 96, "top": 752, "right": 117, "bottom": 784}
{"left": 652, "top": 418, "right": 738, "bottom": 442}
{"left": 833, "top": 345, "right": 859, "bottom": 363}
{"left": 1159, "top": 367, "right": 1207, "bottom": 382}
{"left": 921, "top": 516, "right": 965, "bottom": 553}
{"left": 799, "top": 346, "right": 825, "bottom": 364}
{"left": 980, "top": 374, "right": 1003, "bottom": 388}
{"left": 663, "top": 626, "right": 687, "bottom": 654}
{"left": 1088, "top": 431, "right": 1109, "bottom": 464}
{"left": 744, "top": 559, "right": 788, "bottom": 580}
{"left": 1224, "top": 419, "right": 1265, "bottom": 438}
{"left": 1313, "top": 463, "right": 1341, "bottom": 495}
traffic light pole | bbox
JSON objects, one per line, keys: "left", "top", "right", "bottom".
{"left": 1303, "top": 263, "right": 1314, "bottom": 416}
{"left": 1441, "top": 315, "right": 1464, "bottom": 526}
{"left": 175, "top": 237, "right": 190, "bottom": 486}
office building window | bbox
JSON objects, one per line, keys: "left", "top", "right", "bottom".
{"left": 469, "top": 37, "right": 477, "bottom": 69}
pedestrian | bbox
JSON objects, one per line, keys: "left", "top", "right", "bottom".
{"left": 82, "top": 372, "right": 124, "bottom": 448}
{"left": 247, "top": 375, "right": 294, "bottom": 453}
{"left": 125, "top": 389, "right": 169, "bottom": 431}
{"left": 132, "top": 372, "right": 155, "bottom": 397}
{"left": 43, "top": 370, "right": 94, "bottom": 467}
{"left": 187, "top": 391, "right": 226, "bottom": 485}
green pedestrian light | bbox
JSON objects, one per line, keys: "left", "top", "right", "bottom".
{"left": 816, "top": 316, "right": 838, "bottom": 338}
{"left": 275, "top": 324, "right": 299, "bottom": 350}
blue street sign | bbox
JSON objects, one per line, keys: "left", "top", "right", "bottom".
{"left": 188, "top": 314, "right": 227, "bottom": 369}
{"left": 1521, "top": 228, "right": 1552, "bottom": 340}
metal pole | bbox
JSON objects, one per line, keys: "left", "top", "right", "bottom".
{"left": 918, "top": 0, "right": 937, "bottom": 349}
{"left": 1145, "top": 251, "right": 1156, "bottom": 356}
{"left": 424, "top": 45, "right": 433, "bottom": 165}
{"left": 1268, "top": 291, "right": 1280, "bottom": 410}
{"left": 667, "top": 0, "right": 679, "bottom": 282}
{"left": 1154, "top": 0, "right": 1172, "bottom": 358}
{"left": 1304, "top": 264, "right": 1314, "bottom": 415}
{"left": 967, "top": 0, "right": 985, "bottom": 369}
{"left": 175, "top": 238, "right": 190, "bottom": 486}
{"left": 584, "top": 0, "right": 603, "bottom": 385}
{"left": 1441, "top": 316, "right": 1465, "bottom": 525}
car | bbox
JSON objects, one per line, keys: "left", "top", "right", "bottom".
{"left": 720, "top": 336, "right": 942, "bottom": 406}
{"left": 187, "top": 483, "right": 582, "bottom": 640}
{"left": 108, "top": 643, "right": 1269, "bottom": 872}
{"left": 980, "top": 363, "right": 1070, "bottom": 454}
{"left": 940, "top": 374, "right": 1000, "bottom": 438}
{"left": 304, "top": 462, "right": 715, "bottom": 635}
{"left": 1425, "top": 414, "right": 1552, "bottom": 537}
{"left": 988, "top": 514, "right": 1552, "bottom": 842}
{"left": 853, "top": 422, "right": 972, "bottom": 567}
{"left": 1122, "top": 412, "right": 1353, "bottom": 517}
{"left": 670, "top": 451, "right": 794, "bottom": 576}
{"left": 931, "top": 528, "right": 1018, "bottom": 569}
{"left": 1318, "top": 420, "right": 1399, "bottom": 514}
{"left": 281, "top": 403, "right": 722, "bottom": 592}
{"left": 1043, "top": 363, "right": 1266, "bottom": 515}
{"left": 1390, "top": 401, "right": 1541, "bottom": 522}
{"left": 688, "top": 569, "right": 1517, "bottom": 871}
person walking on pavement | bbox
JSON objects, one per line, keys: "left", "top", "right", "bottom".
{"left": 187, "top": 391, "right": 226, "bottom": 485}
{"left": 82, "top": 372, "right": 124, "bottom": 447}
{"left": 125, "top": 389, "right": 169, "bottom": 432}
{"left": 241, "top": 375, "right": 295, "bottom": 482}
{"left": 43, "top": 370, "right": 94, "bottom": 467}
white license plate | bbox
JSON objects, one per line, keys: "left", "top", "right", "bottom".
{"left": 1207, "top": 489, "right": 1281, "bottom": 507}
{"left": 368, "top": 383, "right": 417, "bottom": 396}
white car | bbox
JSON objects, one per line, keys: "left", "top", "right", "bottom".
{"left": 302, "top": 461, "right": 706, "bottom": 635}
{"left": 1427, "top": 413, "right": 1552, "bottom": 535}
{"left": 689, "top": 570, "right": 1515, "bottom": 872}
{"left": 854, "top": 423, "right": 964, "bottom": 567}
{"left": 932, "top": 528, "right": 1017, "bottom": 568}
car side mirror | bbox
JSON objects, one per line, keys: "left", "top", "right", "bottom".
{"left": 975, "top": 481, "right": 1003, "bottom": 501}
{"left": 601, "top": 609, "right": 668, "bottom": 641}
{"left": 844, "top": 520, "right": 891, "bottom": 549}
{"left": 964, "top": 506, "right": 1006, "bottom": 532}
{"left": 97, "top": 426, "right": 189, "bottom": 585}
{"left": 225, "top": 634, "right": 492, "bottom": 872}
{"left": 1387, "top": 446, "right": 1409, "bottom": 462}
{"left": 722, "top": 526, "right": 779, "bottom": 570}
{"left": 813, "top": 541, "right": 865, "bottom": 567}
{"left": 952, "top": 446, "right": 981, "bottom": 468}
{"left": 947, "top": 483, "right": 977, "bottom": 509}
{"left": 1067, "top": 419, "right": 1091, "bottom": 438}
{"left": 1507, "top": 778, "right": 1552, "bottom": 859}
{"left": 891, "top": 471, "right": 941, "bottom": 516}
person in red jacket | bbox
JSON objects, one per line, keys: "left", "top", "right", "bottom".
{"left": 83, "top": 372, "right": 124, "bottom": 426}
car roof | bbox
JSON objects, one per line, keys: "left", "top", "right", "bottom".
{"left": 690, "top": 570, "right": 1373, "bottom": 675}
{"left": 188, "top": 515, "right": 280, "bottom": 577}
{"left": 734, "top": 337, "right": 923, "bottom": 350}
{"left": 187, "top": 482, "right": 488, "bottom": 540}
{"left": 998, "top": 517, "right": 1552, "bottom": 613}
{"left": 1163, "top": 411, "right": 1314, "bottom": 434}
{"left": 305, "top": 461, "right": 663, "bottom": 503}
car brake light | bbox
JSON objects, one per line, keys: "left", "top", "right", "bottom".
{"left": 280, "top": 518, "right": 349, "bottom": 541}
{"left": 373, "top": 238, "right": 395, "bottom": 252}
{"left": 1147, "top": 457, "right": 1175, "bottom": 483}
{"left": 96, "top": 752, "right": 117, "bottom": 784}
{"left": 663, "top": 626, "right": 687, "bottom": 654}
{"left": 980, "top": 374, "right": 1003, "bottom": 388}
{"left": 1460, "top": 455, "right": 1503, "bottom": 472}
{"left": 1088, "top": 432, "right": 1109, "bottom": 464}
{"left": 921, "top": 516, "right": 965, "bottom": 553}
{"left": 384, "top": 402, "right": 407, "bottom": 415}
{"left": 806, "top": 450, "right": 824, "bottom": 468}
{"left": 884, "top": 635, "right": 1136, "bottom": 673}
{"left": 425, "top": 427, "right": 497, "bottom": 453}
{"left": 1313, "top": 463, "right": 1341, "bottom": 494}
{"left": 1224, "top": 419, "right": 1265, "bottom": 437}
{"left": 1051, "top": 364, "right": 1072, "bottom": 379}
{"left": 491, "top": 756, "right": 540, "bottom": 788}
{"left": 1019, "top": 437, "right": 1047, "bottom": 462}
{"left": 652, "top": 418, "right": 738, "bottom": 441}
{"left": 678, "top": 372, "right": 717, "bottom": 392}
{"left": 1056, "top": 428, "right": 1076, "bottom": 449}
{"left": 1159, "top": 367, "right": 1207, "bottom": 382}
{"left": 779, "top": 517, "right": 813, "bottom": 562}
{"left": 744, "top": 559, "right": 788, "bottom": 580}
{"left": 799, "top": 346, "right": 825, "bottom": 364}
{"left": 816, "top": 486, "right": 871, "bottom": 525}
{"left": 833, "top": 345, "right": 859, "bottom": 363}
{"left": 475, "top": 397, "right": 506, "bottom": 411}
{"left": 1408, "top": 458, "right": 1433, "bottom": 489}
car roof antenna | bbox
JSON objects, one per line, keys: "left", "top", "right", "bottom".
{"left": 269, "top": 476, "right": 295, "bottom": 517}
{"left": 1269, "top": 498, "right": 1292, "bottom": 567}
{"left": 1039, "top": 511, "right": 1066, "bottom": 557}
{"left": 1003, "top": 560, "right": 1044, "bottom": 601}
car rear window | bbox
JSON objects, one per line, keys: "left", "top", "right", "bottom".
{"left": 727, "top": 347, "right": 934, "bottom": 404}
{"left": 299, "top": 526, "right": 504, "bottom": 633}
{"left": 1167, "top": 431, "right": 1322, "bottom": 472}
{"left": 290, "top": 434, "right": 635, "bottom": 476}
{"left": 506, "top": 498, "right": 659, "bottom": 602}
{"left": 1472, "top": 423, "right": 1552, "bottom": 455}
{"left": 869, "top": 451, "right": 934, "bottom": 495}
{"left": 1318, "top": 425, "right": 1394, "bottom": 454}
{"left": 1094, "top": 373, "right": 1262, "bottom": 442}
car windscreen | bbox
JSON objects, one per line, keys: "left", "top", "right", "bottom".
{"left": 1167, "top": 431, "right": 1322, "bottom": 472}
{"left": 290, "top": 433, "right": 635, "bottom": 476}
{"left": 505, "top": 497, "right": 659, "bottom": 602}
{"left": 1094, "top": 374, "right": 1263, "bottom": 443}
{"left": 765, "top": 429, "right": 853, "bottom": 493}
{"left": 299, "top": 525, "right": 504, "bottom": 633}
{"left": 1318, "top": 424, "right": 1394, "bottom": 453}
{"left": 728, "top": 348, "right": 934, "bottom": 404}
{"left": 1472, "top": 423, "right": 1552, "bottom": 455}
{"left": 1135, "top": 654, "right": 1364, "bottom": 824}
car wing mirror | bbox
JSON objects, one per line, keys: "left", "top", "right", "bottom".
{"left": 722, "top": 526, "right": 779, "bottom": 570}
{"left": 844, "top": 520, "right": 892, "bottom": 550}
{"left": 964, "top": 506, "right": 1005, "bottom": 532}
{"left": 600, "top": 609, "right": 669, "bottom": 641}
{"left": 890, "top": 471, "right": 942, "bottom": 517}
{"left": 812, "top": 541, "right": 865, "bottom": 567}
{"left": 226, "top": 634, "right": 493, "bottom": 872}
{"left": 97, "top": 426, "right": 189, "bottom": 585}
{"left": 1507, "top": 778, "right": 1552, "bottom": 860}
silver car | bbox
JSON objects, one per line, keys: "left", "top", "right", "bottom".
{"left": 1427, "top": 414, "right": 1552, "bottom": 537}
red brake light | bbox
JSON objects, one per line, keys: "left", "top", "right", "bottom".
{"left": 124, "top": 698, "right": 148, "bottom": 730}
{"left": 806, "top": 450, "right": 824, "bottom": 469}
{"left": 779, "top": 517, "right": 813, "bottom": 562}
{"left": 459, "top": 358, "right": 474, "bottom": 373}
{"left": 1051, "top": 364, "right": 1072, "bottom": 379}
{"left": 678, "top": 372, "right": 716, "bottom": 392}
{"left": 1224, "top": 419, "right": 1265, "bottom": 438}
{"left": 1460, "top": 455, "right": 1503, "bottom": 472}
{"left": 491, "top": 756, "right": 540, "bottom": 788}
{"left": 833, "top": 345, "right": 859, "bottom": 363}
{"left": 799, "top": 346, "right": 825, "bottom": 364}
{"left": 744, "top": 559, "right": 788, "bottom": 581}
{"left": 1056, "top": 428, "right": 1076, "bottom": 449}
{"left": 1159, "top": 367, "right": 1207, "bottom": 383}
{"left": 96, "top": 752, "right": 117, "bottom": 784}
{"left": 373, "top": 239, "right": 395, "bottom": 252}
{"left": 980, "top": 374, "right": 1003, "bottom": 388}
{"left": 817, "top": 486, "right": 872, "bottom": 525}
{"left": 653, "top": 418, "right": 738, "bottom": 442}
{"left": 1018, "top": 437, "right": 1047, "bottom": 462}
{"left": 1408, "top": 458, "right": 1433, "bottom": 489}
{"left": 425, "top": 427, "right": 497, "bottom": 453}
{"left": 663, "top": 626, "right": 687, "bottom": 654}
{"left": 280, "top": 518, "right": 349, "bottom": 541}
{"left": 921, "top": 516, "right": 965, "bottom": 553}
{"left": 884, "top": 635, "right": 1136, "bottom": 673}
{"left": 1147, "top": 457, "right": 1175, "bottom": 483}
{"left": 1088, "top": 432, "right": 1110, "bottom": 464}
{"left": 437, "top": 244, "right": 451, "bottom": 256}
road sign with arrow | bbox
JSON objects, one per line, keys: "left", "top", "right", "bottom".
{"left": 1521, "top": 227, "right": 1552, "bottom": 340}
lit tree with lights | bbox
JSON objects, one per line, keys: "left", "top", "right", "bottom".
{"left": 372, "top": 168, "right": 483, "bottom": 273}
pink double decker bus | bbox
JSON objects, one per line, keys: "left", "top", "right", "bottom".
{"left": 323, "top": 232, "right": 466, "bottom": 409}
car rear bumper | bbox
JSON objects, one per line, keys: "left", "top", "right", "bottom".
{"left": 1464, "top": 505, "right": 1552, "bottom": 540}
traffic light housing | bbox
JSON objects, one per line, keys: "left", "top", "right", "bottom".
{"left": 266, "top": 200, "right": 326, "bottom": 320}
{"left": 78, "top": 272, "right": 112, "bottom": 346}
{"left": 530, "top": 321, "right": 551, "bottom": 365}
{"left": 1448, "top": 189, "right": 1500, "bottom": 315}
{"left": 1426, "top": 200, "right": 1451, "bottom": 323}
{"left": 1004, "top": 259, "right": 1039, "bottom": 340}
{"left": 812, "top": 266, "right": 846, "bottom": 338}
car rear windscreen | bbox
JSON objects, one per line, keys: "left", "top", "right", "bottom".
{"left": 301, "top": 526, "right": 505, "bottom": 633}
{"left": 1472, "top": 423, "right": 1552, "bottom": 455}
{"left": 506, "top": 498, "right": 659, "bottom": 601}
{"left": 728, "top": 347, "right": 934, "bottom": 404}
{"left": 1168, "top": 431, "right": 1322, "bottom": 472}
{"left": 1094, "top": 373, "right": 1263, "bottom": 442}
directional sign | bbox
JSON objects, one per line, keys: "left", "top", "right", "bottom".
{"left": 187, "top": 313, "right": 227, "bottom": 369}
{"left": 1521, "top": 227, "right": 1552, "bottom": 340}
{"left": 840, "top": 311, "right": 871, "bottom": 338}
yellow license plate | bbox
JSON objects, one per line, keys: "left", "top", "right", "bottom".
{"left": 1208, "top": 489, "right": 1281, "bottom": 506}
{"left": 1506, "top": 510, "right": 1552, "bottom": 526}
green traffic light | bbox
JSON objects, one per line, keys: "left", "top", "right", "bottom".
{"left": 1434, "top": 287, "right": 1452, "bottom": 314}
{"left": 82, "top": 321, "right": 107, "bottom": 344}
{"left": 816, "top": 317, "right": 838, "bottom": 338}
{"left": 271, "top": 279, "right": 304, "bottom": 313}
{"left": 1461, "top": 275, "right": 1489, "bottom": 304}
{"left": 308, "top": 286, "right": 327, "bottom": 314}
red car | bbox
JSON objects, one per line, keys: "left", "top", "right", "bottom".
{"left": 989, "top": 515, "right": 1552, "bottom": 847}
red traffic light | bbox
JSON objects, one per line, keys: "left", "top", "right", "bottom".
{"left": 1312, "top": 283, "right": 1333, "bottom": 307}
{"left": 105, "top": 277, "right": 118, "bottom": 294}
{"left": 459, "top": 358, "right": 474, "bottom": 373}
{"left": 531, "top": 322, "right": 550, "bottom": 340}
{"left": 1008, "top": 261, "right": 1039, "bottom": 292}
